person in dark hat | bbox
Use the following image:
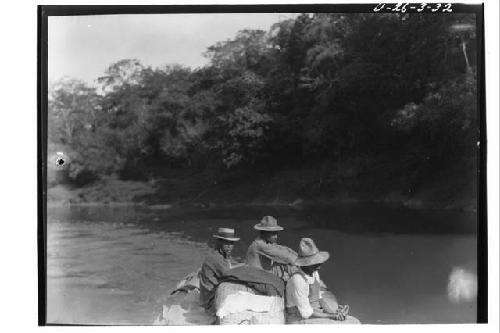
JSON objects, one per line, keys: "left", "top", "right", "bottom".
{"left": 199, "top": 228, "right": 241, "bottom": 314}
{"left": 246, "top": 216, "right": 298, "bottom": 281}
{"left": 285, "top": 238, "right": 348, "bottom": 324}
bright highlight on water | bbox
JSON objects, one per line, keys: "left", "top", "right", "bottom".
{"left": 447, "top": 267, "right": 477, "bottom": 303}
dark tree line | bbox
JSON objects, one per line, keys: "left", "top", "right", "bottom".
{"left": 48, "top": 13, "right": 478, "bottom": 195}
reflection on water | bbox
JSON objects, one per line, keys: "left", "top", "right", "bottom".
{"left": 46, "top": 204, "right": 477, "bottom": 324}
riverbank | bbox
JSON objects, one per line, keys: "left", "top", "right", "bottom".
{"left": 47, "top": 165, "right": 477, "bottom": 212}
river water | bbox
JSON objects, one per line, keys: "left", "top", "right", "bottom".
{"left": 46, "top": 204, "right": 477, "bottom": 325}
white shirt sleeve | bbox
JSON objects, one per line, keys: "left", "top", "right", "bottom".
{"left": 286, "top": 275, "right": 314, "bottom": 318}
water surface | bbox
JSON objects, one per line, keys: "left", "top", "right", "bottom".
{"left": 46, "top": 204, "right": 477, "bottom": 324}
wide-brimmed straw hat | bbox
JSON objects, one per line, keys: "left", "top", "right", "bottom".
{"left": 213, "top": 227, "right": 240, "bottom": 242}
{"left": 254, "top": 216, "right": 284, "bottom": 231}
{"left": 295, "top": 238, "right": 330, "bottom": 266}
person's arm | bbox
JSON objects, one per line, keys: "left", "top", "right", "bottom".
{"left": 291, "top": 289, "right": 343, "bottom": 320}
{"left": 256, "top": 241, "right": 298, "bottom": 265}
{"left": 320, "top": 294, "right": 339, "bottom": 314}
{"left": 309, "top": 309, "right": 346, "bottom": 320}
{"left": 230, "top": 261, "right": 246, "bottom": 268}
{"left": 315, "top": 272, "right": 339, "bottom": 313}
{"left": 310, "top": 310, "right": 338, "bottom": 319}
{"left": 214, "top": 255, "right": 231, "bottom": 276}
{"left": 199, "top": 260, "right": 218, "bottom": 287}
{"left": 317, "top": 272, "right": 327, "bottom": 289}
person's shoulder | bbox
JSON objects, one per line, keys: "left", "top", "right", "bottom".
{"left": 203, "top": 249, "right": 221, "bottom": 263}
{"left": 247, "top": 238, "right": 262, "bottom": 249}
{"left": 287, "top": 272, "right": 306, "bottom": 287}
{"left": 251, "top": 238, "right": 263, "bottom": 244}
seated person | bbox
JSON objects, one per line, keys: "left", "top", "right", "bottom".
{"left": 285, "top": 238, "right": 347, "bottom": 324}
{"left": 246, "top": 216, "right": 298, "bottom": 281}
{"left": 198, "top": 227, "right": 240, "bottom": 315}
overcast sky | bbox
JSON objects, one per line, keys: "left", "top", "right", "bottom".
{"left": 48, "top": 13, "right": 296, "bottom": 84}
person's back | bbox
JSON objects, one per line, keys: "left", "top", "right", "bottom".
{"left": 246, "top": 216, "right": 298, "bottom": 281}
{"left": 285, "top": 238, "right": 347, "bottom": 324}
{"left": 286, "top": 269, "right": 323, "bottom": 320}
{"left": 199, "top": 250, "right": 232, "bottom": 312}
{"left": 246, "top": 238, "right": 279, "bottom": 270}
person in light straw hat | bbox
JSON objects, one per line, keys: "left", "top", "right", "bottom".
{"left": 199, "top": 227, "right": 241, "bottom": 314}
{"left": 285, "top": 238, "right": 349, "bottom": 324}
{"left": 246, "top": 216, "right": 298, "bottom": 281}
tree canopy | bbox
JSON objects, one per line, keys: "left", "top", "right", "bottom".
{"left": 48, "top": 13, "right": 479, "bottom": 198}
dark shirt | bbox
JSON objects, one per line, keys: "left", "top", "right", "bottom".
{"left": 198, "top": 249, "right": 232, "bottom": 313}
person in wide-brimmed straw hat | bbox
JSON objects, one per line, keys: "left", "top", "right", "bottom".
{"left": 294, "top": 237, "right": 330, "bottom": 266}
{"left": 246, "top": 216, "right": 298, "bottom": 281}
{"left": 199, "top": 227, "right": 241, "bottom": 314}
{"left": 285, "top": 238, "right": 348, "bottom": 324}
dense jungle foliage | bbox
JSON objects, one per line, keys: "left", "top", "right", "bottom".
{"left": 48, "top": 13, "right": 478, "bottom": 205}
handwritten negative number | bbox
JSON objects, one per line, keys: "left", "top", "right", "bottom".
{"left": 373, "top": 3, "right": 453, "bottom": 13}
{"left": 431, "top": 3, "right": 442, "bottom": 12}
{"left": 417, "top": 3, "right": 427, "bottom": 12}
{"left": 373, "top": 3, "right": 385, "bottom": 12}
{"left": 392, "top": 3, "right": 408, "bottom": 13}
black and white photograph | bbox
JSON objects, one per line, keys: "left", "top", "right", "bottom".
{"left": 38, "top": 2, "right": 491, "bottom": 327}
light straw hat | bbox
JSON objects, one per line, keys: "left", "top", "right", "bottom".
{"left": 213, "top": 227, "right": 240, "bottom": 242}
{"left": 295, "top": 238, "right": 330, "bottom": 266}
